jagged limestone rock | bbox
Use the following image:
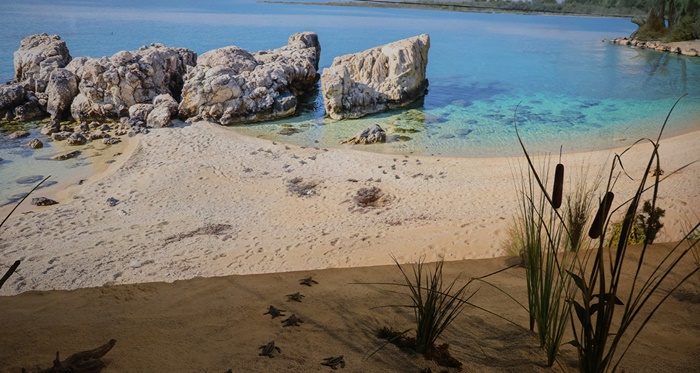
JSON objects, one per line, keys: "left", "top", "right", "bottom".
{"left": 321, "top": 34, "right": 429, "bottom": 120}
{"left": 178, "top": 32, "right": 320, "bottom": 125}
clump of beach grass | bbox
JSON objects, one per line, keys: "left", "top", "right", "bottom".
{"left": 364, "top": 256, "right": 489, "bottom": 368}
{"left": 510, "top": 150, "right": 576, "bottom": 367}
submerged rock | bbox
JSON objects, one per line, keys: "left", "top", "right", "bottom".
{"left": 7, "top": 130, "right": 30, "bottom": 139}
{"left": 341, "top": 124, "right": 386, "bottom": 145}
{"left": 52, "top": 150, "right": 80, "bottom": 160}
{"left": 321, "top": 34, "right": 430, "bottom": 120}
{"left": 28, "top": 138, "right": 43, "bottom": 149}
{"left": 178, "top": 32, "right": 321, "bottom": 125}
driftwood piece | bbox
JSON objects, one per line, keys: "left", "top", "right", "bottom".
{"left": 0, "top": 260, "right": 20, "bottom": 289}
{"left": 30, "top": 339, "right": 117, "bottom": 373}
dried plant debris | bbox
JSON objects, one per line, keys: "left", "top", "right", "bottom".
{"left": 263, "top": 305, "right": 286, "bottom": 319}
{"left": 31, "top": 197, "right": 58, "bottom": 206}
{"left": 353, "top": 187, "right": 392, "bottom": 208}
{"left": 281, "top": 314, "right": 303, "bottom": 327}
{"left": 30, "top": 339, "right": 116, "bottom": 373}
{"left": 286, "top": 292, "right": 305, "bottom": 302}
{"left": 164, "top": 224, "right": 232, "bottom": 245}
{"left": 287, "top": 177, "right": 318, "bottom": 197}
{"left": 321, "top": 355, "right": 346, "bottom": 369}
{"left": 258, "top": 341, "right": 282, "bottom": 358}
{"left": 299, "top": 276, "right": 318, "bottom": 287}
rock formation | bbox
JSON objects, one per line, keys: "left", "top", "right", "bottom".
{"left": 13, "top": 33, "right": 72, "bottom": 92}
{"left": 69, "top": 44, "right": 196, "bottom": 121}
{"left": 178, "top": 32, "right": 321, "bottom": 125}
{"left": 45, "top": 68, "right": 79, "bottom": 120}
{"left": 340, "top": 124, "right": 387, "bottom": 145}
{"left": 321, "top": 34, "right": 430, "bottom": 120}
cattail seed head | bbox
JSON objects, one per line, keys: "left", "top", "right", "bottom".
{"left": 589, "top": 191, "right": 615, "bottom": 239}
{"left": 552, "top": 163, "right": 564, "bottom": 209}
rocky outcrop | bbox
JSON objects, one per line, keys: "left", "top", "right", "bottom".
{"left": 147, "top": 94, "right": 178, "bottom": 127}
{"left": 46, "top": 68, "right": 79, "bottom": 120}
{"left": 13, "top": 33, "right": 72, "bottom": 92}
{"left": 321, "top": 34, "right": 430, "bottom": 120}
{"left": 70, "top": 44, "right": 196, "bottom": 121}
{"left": 178, "top": 32, "right": 321, "bottom": 125}
{"left": 0, "top": 84, "right": 45, "bottom": 121}
{"left": 610, "top": 37, "right": 699, "bottom": 56}
{"left": 0, "top": 84, "right": 26, "bottom": 110}
{"left": 340, "top": 124, "right": 387, "bottom": 145}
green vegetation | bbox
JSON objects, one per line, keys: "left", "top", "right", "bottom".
{"left": 365, "top": 256, "right": 471, "bottom": 367}
{"left": 280, "top": 0, "right": 700, "bottom": 41}
{"left": 633, "top": 0, "right": 700, "bottom": 41}
{"left": 637, "top": 199, "right": 665, "bottom": 244}
{"left": 513, "top": 158, "right": 575, "bottom": 366}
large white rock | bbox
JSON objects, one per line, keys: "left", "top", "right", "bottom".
{"left": 13, "top": 33, "right": 72, "bottom": 93}
{"left": 178, "top": 32, "right": 321, "bottom": 125}
{"left": 45, "top": 68, "right": 78, "bottom": 120}
{"left": 321, "top": 34, "right": 430, "bottom": 120}
{"left": 69, "top": 43, "right": 196, "bottom": 121}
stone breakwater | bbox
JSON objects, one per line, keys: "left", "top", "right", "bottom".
{"left": 1, "top": 32, "right": 430, "bottom": 129}
{"left": 609, "top": 37, "right": 699, "bottom": 57}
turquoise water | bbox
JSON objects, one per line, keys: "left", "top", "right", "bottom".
{"left": 1, "top": 0, "right": 699, "bottom": 204}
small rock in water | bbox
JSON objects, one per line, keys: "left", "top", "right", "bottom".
{"left": 52, "top": 150, "right": 80, "bottom": 161}
{"left": 31, "top": 197, "right": 58, "bottom": 206}
{"left": 28, "top": 138, "right": 43, "bottom": 149}
{"left": 16, "top": 175, "right": 45, "bottom": 184}
{"left": 341, "top": 124, "right": 386, "bottom": 145}
{"left": 106, "top": 197, "right": 119, "bottom": 207}
{"left": 7, "top": 130, "right": 30, "bottom": 139}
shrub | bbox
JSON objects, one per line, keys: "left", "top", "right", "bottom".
{"left": 607, "top": 221, "right": 646, "bottom": 248}
{"left": 637, "top": 199, "right": 665, "bottom": 244}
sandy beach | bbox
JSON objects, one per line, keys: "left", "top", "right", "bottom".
{"left": 1, "top": 121, "right": 699, "bottom": 295}
{"left": 0, "top": 120, "right": 698, "bottom": 372}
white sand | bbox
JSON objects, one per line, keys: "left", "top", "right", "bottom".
{"left": 0, "top": 121, "right": 698, "bottom": 295}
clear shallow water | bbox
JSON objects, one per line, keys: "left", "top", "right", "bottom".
{"left": 1, "top": 0, "right": 699, "bottom": 203}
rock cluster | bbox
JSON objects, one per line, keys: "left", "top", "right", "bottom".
{"left": 69, "top": 44, "right": 196, "bottom": 121}
{"left": 610, "top": 37, "right": 699, "bottom": 56}
{"left": 178, "top": 32, "right": 321, "bottom": 124}
{"left": 2, "top": 32, "right": 434, "bottom": 136}
{"left": 321, "top": 34, "right": 430, "bottom": 120}
{"left": 14, "top": 33, "right": 72, "bottom": 92}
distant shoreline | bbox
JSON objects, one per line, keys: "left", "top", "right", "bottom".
{"left": 260, "top": 0, "right": 641, "bottom": 19}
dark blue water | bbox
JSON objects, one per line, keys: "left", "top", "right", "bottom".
{"left": 1, "top": 0, "right": 699, "bottom": 203}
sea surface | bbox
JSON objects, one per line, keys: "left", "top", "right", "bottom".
{"left": 1, "top": 0, "right": 699, "bottom": 205}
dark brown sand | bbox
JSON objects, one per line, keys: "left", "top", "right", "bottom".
{"left": 1, "top": 242, "right": 698, "bottom": 372}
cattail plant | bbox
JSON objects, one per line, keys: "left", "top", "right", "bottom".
{"left": 552, "top": 148, "right": 564, "bottom": 210}
{"left": 515, "top": 97, "right": 699, "bottom": 372}
{"left": 588, "top": 191, "right": 614, "bottom": 239}
{"left": 513, "top": 114, "right": 576, "bottom": 367}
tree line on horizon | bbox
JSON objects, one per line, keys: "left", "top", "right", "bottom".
{"left": 373, "top": 0, "right": 700, "bottom": 40}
